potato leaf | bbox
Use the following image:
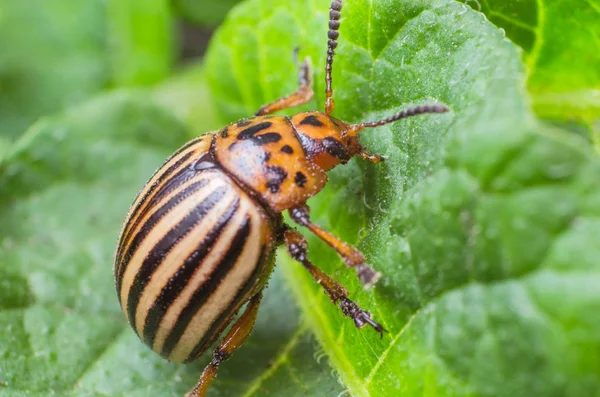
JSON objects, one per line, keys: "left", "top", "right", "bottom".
{"left": 205, "top": 0, "right": 600, "bottom": 396}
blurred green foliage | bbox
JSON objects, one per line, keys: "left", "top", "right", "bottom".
{"left": 0, "top": 0, "right": 598, "bottom": 397}
{"left": 0, "top": 0, "right": 173, "bottom": 140}
{"left": 174, "top": 0, "right": 243, "bottom": 26}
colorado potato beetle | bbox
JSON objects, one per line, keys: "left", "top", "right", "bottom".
{"left": 114, "top": 1, "right": 448, "bottom": 395}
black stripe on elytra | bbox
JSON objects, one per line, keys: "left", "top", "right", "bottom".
{"left": 294, "top": 172, "right": 307, "bottom": 188}
{"left": 322, "top": 136, "right": 349, "bottom": 160}
{"left": 280, "top": 145, "right": 294, "bottom": 154}
{"left": 171, "top": 135, "right": 210, "bottom": 159}
{"left": 161, "top": 217, "right": 252, "bottom": 358}
{"left": 121, "top": 142, "right": 215, "bottom": 257}
{"left": 142, "top": 196, "right": 240, "bottom": 346}
{"left": 125, "top": 187, "right": 228, "bottom": 328}
{"left": 185, "top": 246, "right": 268, "bottom": 362}
{"left": 299, "top": 115, "right": 324, "bottom": 127}
{"left": 115, "top": 134, "right": 212, "bottom": 260}
{"left": 117, "top": 177, "right": 212, "bottom": 295}
{"left": 116, "top": 151, "right": 194, "bottom": 263}
{"left": 265, "top": 166, "right": 288, "bottom": 193}
{"left": 236, "top": 120, "right": 252, "bottom": 127}
{"left": 116, "top": 164, "right": 206, "bottom": 293}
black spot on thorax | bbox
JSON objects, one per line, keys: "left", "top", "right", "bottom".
{"left": 299, "top": 115, "right": 324, "bottom": 127}
{"left": 237, "top": 122, "right": 273, "bottom": 139}
{"left": 236, "top": 122, "right": 282, "bottom": 145}
{"left": 294, "top": 172, "right": 307, "bottom": 188}
{"left": 236, "top": 120, "right": 252, "bottom": 127}
{"left": 265, "top": 165, "right": 288, "bottom": 193}
{"left": 322, "top": 137, "right": 349, "bottom": 160}
{"left": 253, "top": 132, "right": 281, "bottom": 145}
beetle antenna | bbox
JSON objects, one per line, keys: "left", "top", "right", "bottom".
{"left": 325, "top": 0, "right": 342, "bottom": 115}
{"left": 347, "top": 104, "right": 449, "bottom": 135}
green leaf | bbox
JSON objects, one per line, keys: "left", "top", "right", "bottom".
{"left": 205, "top": 0, "right": 600, "bottom": 396}
{"left": 0, "top": 136, "right": 10, "bottom": 161}
{"left": 0, "top": 72, "right": 343, "bottom": 395}
{"left": 0, "top": 0, "right": 173, "bottom": 139}
{"left": 457, "top": 0, "right": 600, "bottom": 130}
{"left": 173, "top": 0, "right": 243, "bottom": 27}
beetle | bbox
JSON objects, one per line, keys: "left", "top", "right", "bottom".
{"left": 114, "top": 1, "right": 448, "bottom": 396}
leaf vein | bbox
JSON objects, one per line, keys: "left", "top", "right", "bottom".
{"left": 241, "top": 322, "right": 309, "bottom": 397}
{"left": 364, "top": 311, "right": 419, "bottom": 385}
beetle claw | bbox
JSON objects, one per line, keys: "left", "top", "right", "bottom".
{"left": 339, "top": 297, "right": 386, "bottom": 336}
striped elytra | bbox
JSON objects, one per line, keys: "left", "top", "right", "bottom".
{"left": 114, "top": 135, "right": 277, "bottom": 363}
{"left": 114, "top": 1, "right": 448, "bottom": 395}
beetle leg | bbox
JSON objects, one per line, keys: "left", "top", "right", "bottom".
{"left": 284, "top": 228, "right": 385, "bottom": 336}
{"left": 255, "top": 52, "right": 314, "bottom": 116}
{"left": 358, "top": 150, "right": 386, "bottom": 163}
{"left": 289, "top": 205, "right": 381, "bottom": 288}
{"left": 186, "top": 293, "right": 264, "bottom": 397}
